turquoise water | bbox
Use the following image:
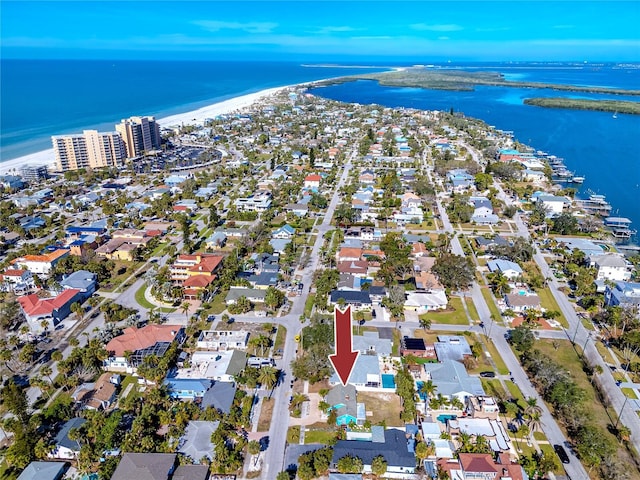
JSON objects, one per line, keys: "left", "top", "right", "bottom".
{"left": 436, "top": 414, "right": 458, "bottom": 423}
{"left": 416, "top": 381, "right": 427, "bottom": 401}
{"left": 381, "top": 374, "right": 396, "bottom": 389}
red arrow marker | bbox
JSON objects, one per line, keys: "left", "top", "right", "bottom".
{"left": 328, "top": 306, "right": 360, "bottom": 386}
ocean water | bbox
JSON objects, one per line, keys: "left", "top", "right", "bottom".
{"left": 0, "top": 60, "right": 386, "bottom": 160}
{"left": 1, "top": 60, "right": 639, "bottom": 229}
{"left": 310, "top": 64, "right": 640, "bottom": 230}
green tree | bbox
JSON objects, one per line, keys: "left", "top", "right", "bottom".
{"left": 257, "top": 366, "right": 279, "bottom": 394}
{"left": 432, "top": 253, "right": 475, "bottom": 291}
{"left": 371, "top": 455, "right": 388, "bottom": 477}
{"left": 265, "top": 286, "right": 285, "bottom": 310}
{"left": 509, "top": 325, "right": 535, "bottom": 352}
{"left": 336, "top": 455, "right": 364, "bottom": 474}
{"left": 419, "top": 316, "right": 432, "bottom": 330}
{"left": 552, "top": 212, "right": 579, "bottom": 235}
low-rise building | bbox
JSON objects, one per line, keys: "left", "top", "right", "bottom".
{"left": 504, "top": 293, "right": 541, "bottom": 313}
{"left": 11, "top": 249, "right": 69, "bottom": 276}
{"left": 104, "top": 325, "right": 185, "bottom": 373}
{"left": 48, "top": 418, "right": 85, "bottom": 460}
{"left": 589, "top": 253, "right": 632, "bottom": 282}
{"left": 111, "top": 453, "right": 177, "bottom": 480}
{"left": 486, "top": 259, "right": 523, "bottom": 280}
{"left": 18, "top": 289, "right": 83, "bottom": 333}
{"left": 0, "top": 269, "right": 36, "bottom": 294}
{"left": 605, "top": 281, "right": 640, "bottom": 308}
{"left": 196, "top": 329, "right": 250, "bottom": 350}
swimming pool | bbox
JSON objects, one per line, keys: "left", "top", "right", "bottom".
{"left": 436, "top": 414, "right": 457, "bottom": 423}
{"left": 382, "top": 374, "right": 396, "bottom": 389}
{"left": 416, "top": 381, "right": 427, "bottom": 401}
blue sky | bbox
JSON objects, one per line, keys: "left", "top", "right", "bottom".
{"left": 2, "top": 1, "right": 639, "bottom": 61}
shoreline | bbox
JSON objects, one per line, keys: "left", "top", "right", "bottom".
{"left": 0, "top": 80, "right": 321, "bottom": 175}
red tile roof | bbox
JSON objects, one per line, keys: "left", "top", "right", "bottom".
{"left": 3, "top": 269, "right": 27, "bottom": 277}
{"left": 183, "top": 275, "right": 215, "bottom": 288}
{"left": 18, "top": 289, "right": 80, "bottom": 316}
{"left": 305, "top": 174, "right": 322, "bottom": 182}
{"left": 106, "top": 325, "right": 182, "bottom": 357}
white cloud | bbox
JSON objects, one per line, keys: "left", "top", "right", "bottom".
{"left": 410, "top": 23, "right": 463, "bottom": 32}
{"left": 315, "top": 26, "right": 358, "bottom": 35}
{"left": 193, "top": 20, "right": 278, "bottom": 34}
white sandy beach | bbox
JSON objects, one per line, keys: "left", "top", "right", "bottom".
{"left": 0, "top": 83, "right": 301, "bottom": 175}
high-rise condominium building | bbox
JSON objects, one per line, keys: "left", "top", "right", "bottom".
{"left": 52, "top": 130, "right": 127, "bottom": 172}
{"left": 115, "top": 116, "right": 161, "bottom": 158}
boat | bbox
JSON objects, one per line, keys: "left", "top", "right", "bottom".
{"left": 613, "top": 112, "right": 618, "bottom": 119}
{"left": 576, "top": 194, "right": 613, "bottom": 216}
{"left": 569, "top": 176, "right": 585, "bottom": 184}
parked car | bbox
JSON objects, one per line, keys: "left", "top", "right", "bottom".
{"left": 554, "top": 444, "right": 570, "bottom": 464}
{"left": 479, "top": 371, "right": 496, "bottom": 378}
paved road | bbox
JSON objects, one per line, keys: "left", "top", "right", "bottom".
{"left": 260, "top": 151, "right": 355, "bottom": 479}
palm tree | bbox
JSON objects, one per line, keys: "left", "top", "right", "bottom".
{"left": 488, "top": 272, "right": 511, "bottom": 296}
{"left": 524, "top": 397, "right": 541, "bottom": 416}
{"left": 419, "top": 316, "right": 432, "bottom": 330}
{"left": 527, "top": 411, "right": 542, "bottom": 442}
{"left": 181, "top": 301, "right": 190, "bottom": 320}
{"left": 258, "top": 366, "right": 279, "bottom": 396}
{"left": 247, "top": 440, "right": 261, "bottom": 466}
{"left": 420, "top": 380, "right": 437, "bottom": 400}
{"left": 40, "top": 365, "right": 54, "bottom": 384}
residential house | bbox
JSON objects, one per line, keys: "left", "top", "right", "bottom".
{"left": 269, "top": 238, "right": 290, "bottom": 254}
{"left": 329, "top": 354, "right": 380, "bottom": 388}
{"left": 170, "top": 254, "right": 224, "bottom": 284}
{"left": 589, "top": 253, "right": 632, "bottom": 282}
{"left": 434, "top": 336, "right": 473, "bottom": 363}
{"left": 474, "top": 235, "right": 510, "bottom": 252}
{"left": 404, "top": 291, "right": 448, "bottom": 313}
{"left": 72, "top": 373, "right": 118, "bottom": 411}
{"left": 330, "top": 290, "right": 372, "bottom": 310}
{"left": 470, "top": 197, "right": 499, "bottom": 224}
{"left": 337, "top": 247, "right": 362, "bottom": 262}
{"left": 204, "top": 232, "right": 227, "bottom": 250}
{"left": 532, "top": 192, "right": 569, "bottom": 216}
{"left": 423, "top": 360, "right": 485, "bottom": 404}
{"left": 48, "top": 418, "right": 85, "bottom": 460}
{"left": 605, "top": 281, "right": 640, "bottom": 308}
{"left": 402, "top": 192, "right": 422, "bottom": 209}
{"left": 104, "top": 325, "right": 185, "bottom": 373}
{"left": 178, "top": 421, "right": 219, "bottom": 463}
{"left": 11, "top": 249, "right": 69, "bottom": 276}
{"left": 225, "top": 287, "right": 266, "bottom": 305}
{"left": 447, "top": 169, "right": 474, "bottom": 192}
{"left": 285, "top": 202, "right": 309, "bottom": 217}
{"left": 17, "top": 462, "right": 66, "bottom": 480}
{"left": 181, "top": 350, "right": 247, "bottom": 383}
{"left": 331, "top": 428, "right": 416, "bottom": 476}
{"left": 197, "top": 329, "right": 249, "bottom": 351}
{"left": 164, "top": 378, "right": 212, "bottom": 401}
{"left": 173, "top": 465, "right": 210, "bottom": 480}
{"left": 451, "top": 453, "right": 524, "bottom": 480}
{"left": 353, "top": 331, "right": 392, "bottom": 357}
{"left": 465, "top": 396, "right": 500, "bottom": 420}
{"left": 272, "top": 224, "right": 295, "bottom": 239}
{"left": 504, "top": 293, "right": 541, "bottom": 313}
{"left": 95, "top": 230, "right": 152, "bottom": 261}
{"left": 326, "top": 384, "right": 363, "bottom": 426}
{"left": 486, "top": 259, "right": 523, "bottom": 280}
{"left": 18, "top": 288, "right": 83, "bottom": 333}
{"left": 0, "top": 269, "right": 36, "bottom": 294}
{"left": 234, "top": 191, "right": 272, "bottom": 212}
{"left": 400, "top": 337, "right": 436, "bottom": 359}
{"left": 0, "top": 175, "right": 25, "bottom": 191}
{"left": 337, "top": 260, "right": 369, "bottom": 277}
{"left": 304, "top": 174, "right": 322, "bottom": 189}
{"left": 59, "top": 269, "right": 97, "bottom": 300}
{"left": 111, "top": 453, "right": 177, "bottom": 480}
{"left": 447, "top": 419, "right": 512, "bottom": 452}
{"left": 359, "top": 169, "right": 375, "bottom": 184}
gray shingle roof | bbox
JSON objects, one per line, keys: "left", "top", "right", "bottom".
{"left": 202, "top": 381, "right": 237, "bottom": 414}
{"left": 111, "top": 453, "right": 177, "bottom": 480}
{"left": 178, "top": 421, "right": 219, "bottom": 462}
{"left": 332, "top": 428, "right": 415, "bottom": 468}
{"left": 17, "top": 462, "right": 66, "bottom": 480}
{"left": 54, "top": 417, "right": 85, "bottom": 451}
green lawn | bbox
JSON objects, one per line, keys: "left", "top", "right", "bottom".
{"left": 465, "top": 297, "right": 479, "bottom": 322}
{"left": 481, "top": 379, "right": 507, "bottom": 402}
{"left": 622, "top": 387, "right": 638, "bottom": 399}
{"left": 134, "top": 284, "right": 154, "bottom": 309}
{"left": 274, "top": 326, "right": 287, "bottom": 354}
{"left": 504, "top": 380, "right": 526, "bottom": 408}
{"left": 420, "top": 297, "right": 470, "bottom": 326}
{"left": 286, "top": 425, "right": 300, "bottom": 444}
{"left": 536, "top": 287, "right": 568, "bottom": 328}
{"left": 209, "top": 293, "right": 227, "bottom": 314}
{"left": 303, "top": 294, "right": 316, "bottom": 318}
{"left": 539, "top": 444, "right": 566, "bottom": 476}
{"left": 479, "top": 334, "right": 510, "bottom": 375}
{"left": 481, "top": 287, "right": 503, "bottom": 321}
{"left": 304, "top": 429, "right": 336, "bottom": 444}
